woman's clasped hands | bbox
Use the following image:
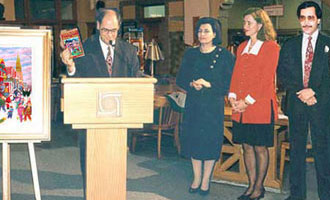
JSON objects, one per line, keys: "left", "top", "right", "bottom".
{"left": 229, "top": 98, "right": 248, "bottom": 113}
{"left": 190, "top": 78, "right": 211, "bottom": 91}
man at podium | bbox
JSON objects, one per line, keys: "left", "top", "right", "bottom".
{"left": 60, "top": 7, "right": 142, "bottom": 197}
{"left": 61, "top": 8, "right": 141, "bottom": 78}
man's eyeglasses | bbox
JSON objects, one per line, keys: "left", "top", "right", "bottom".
{"left": 100, "top": 27, "right": 118, "bottom": 34}
{"left": 299, "top": 15, "right": 316, "bottom": 22}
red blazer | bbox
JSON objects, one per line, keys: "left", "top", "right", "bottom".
{"left": 229, "top": 40, "right": 279, "bottom": 124}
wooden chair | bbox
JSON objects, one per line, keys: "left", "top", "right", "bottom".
{"left": 130, "top": 95, "right": 181, "bottom": 159}
{"left": 279, "top": 135, "right": 314, "bottom": 183}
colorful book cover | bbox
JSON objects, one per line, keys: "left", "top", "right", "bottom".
{"left": 60, "top": 28, "right": 85, "bottom": 59}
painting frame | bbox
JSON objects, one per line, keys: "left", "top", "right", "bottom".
{"left": 0, "top": 28, "right": 51, "bottom": 141}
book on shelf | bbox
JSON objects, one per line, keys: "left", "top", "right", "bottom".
{"left": 60, "top": 28, "right": 85, "bottom": 58}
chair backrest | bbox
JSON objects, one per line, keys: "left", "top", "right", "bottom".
{"left": 154, "top": 96, "right": 178, "bottom": 130}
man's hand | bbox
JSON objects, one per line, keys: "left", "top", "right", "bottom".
{"left": 60, "top": 48, "right": 75, "bottom": 73}
{"left": 305, "top": 96, "right": 317, "bottom": 106}
{"left": 296, "top": 88, "right": 315, "bottom": 103}
{"left": 60, "top": 32, "right": 76, "bottom": 73}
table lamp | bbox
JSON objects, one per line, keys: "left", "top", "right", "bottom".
{"left": 145, "top": 39, "right": 164, "bottom": 76}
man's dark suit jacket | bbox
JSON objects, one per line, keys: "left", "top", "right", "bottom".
{"left": 72, "top": 32, "right": 141, "bottom": 78}
{"left": 277, "top": 33, "right": 330, "bottom": 118}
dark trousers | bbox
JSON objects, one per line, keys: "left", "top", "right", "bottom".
{"left": 288, "top": 109, "right": 330, "bottom": 200}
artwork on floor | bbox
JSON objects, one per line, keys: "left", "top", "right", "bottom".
{"left": 0, "top": 28, "right": 51, "bottom": 141}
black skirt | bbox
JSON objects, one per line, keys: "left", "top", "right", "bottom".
{"left": 232, "top": 105, "right": 274, "bottom": 147}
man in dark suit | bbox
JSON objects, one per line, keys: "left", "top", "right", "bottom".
{"left": 60, "top": 8, "right": 142, "bottom": 196}
{"left": 277, "top": 1, "right": 330, "bottom": 200}
{"left": 61, "top": 8, "right": 141, "bottom": 78}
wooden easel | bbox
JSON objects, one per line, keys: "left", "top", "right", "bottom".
{"left": 1, "top": 141, "right": 41, "bottom": 200}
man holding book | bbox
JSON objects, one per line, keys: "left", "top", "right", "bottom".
{"left": 61, "top": 8, "right": 141, "bottom": 78}
{"left": 60, "top": 8, "right": 142, "bottom": 197}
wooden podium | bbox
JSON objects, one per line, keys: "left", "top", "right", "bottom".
{"left": 61, "top": 77, "right": 157, "bottom": 200}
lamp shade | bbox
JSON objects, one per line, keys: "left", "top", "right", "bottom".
{"left": 145, "top": 40, "right": 164, "bottom": 61}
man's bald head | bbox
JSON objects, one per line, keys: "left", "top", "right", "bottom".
{"left": 96, "top": 8, "right": 121, "bottom": 27}
{"left": 96, "top": 8, "right": 121, "bottom": 44}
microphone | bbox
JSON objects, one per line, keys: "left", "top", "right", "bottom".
{"left": 109, "top": 40, "right": 115, "bottom": 47}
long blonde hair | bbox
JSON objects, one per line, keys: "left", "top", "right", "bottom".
{"left": 243, "top": 7, "right": 277, "bottom": 41}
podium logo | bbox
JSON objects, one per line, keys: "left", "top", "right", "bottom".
{"left": 97, "top": 92, "right": 122, "bottom": 117}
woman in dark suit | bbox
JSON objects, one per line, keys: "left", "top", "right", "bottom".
{"left": 228, "top": 8, "right": 279, "bottom": 200}
{"left": 176, "top": 17, "right": 235, "bottom": 196}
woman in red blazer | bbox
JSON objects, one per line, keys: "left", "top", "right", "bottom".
{"left": 228, "top": 8, "right": 279, "bottom": 200}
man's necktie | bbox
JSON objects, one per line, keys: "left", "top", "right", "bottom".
{"left": 106, "top": 46, "right": 112, "bottom": 76}
{"left": 303, "top": 36, "right": 314, "bottom": 88}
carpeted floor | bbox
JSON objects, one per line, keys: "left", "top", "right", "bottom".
{"left": 0, "top": 119, "right": 319, "bottom": 200}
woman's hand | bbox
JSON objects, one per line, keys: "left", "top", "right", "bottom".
{"left": 228, "top": 97, "right": 236, "bottom": 107}
{"left": 235, "top": 99, "right": 248, "bottom": 113}
{"left": 230, "top": 98, "right": 248, "bottom": 113}
{"left": 190, "top": 78, "right": 211, "bottom": 91}
{"left": 190, "top": 80, "right": 203, "bottom": 91}
{"left": 229, "top": 97, "right": 240, "bottom": 113}
{"left": 194, "top": 78, "right": 211, "bottom": 88}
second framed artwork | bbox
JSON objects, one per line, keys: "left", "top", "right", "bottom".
{"left": 0, "top": 28, "right": 52, "bottom": 141}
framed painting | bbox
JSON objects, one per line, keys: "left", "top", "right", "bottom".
{"left": 0, "top": 28, "right": 51, "bottom": 141}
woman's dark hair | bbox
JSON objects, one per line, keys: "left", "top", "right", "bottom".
{"left": 96, "top": 1, "right": 105, "bottom": 10}
{"left": 0, "top": 3, "right": 5, "bottom": 20}
{"left": 194, "top": 17, "right": 222, "bottom": 45}
{"left": 297, "top": 1, "right": 322, "bottom": 19}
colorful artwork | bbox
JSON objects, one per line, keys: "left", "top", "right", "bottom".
{"left": 0, "top": 47, "right": 32, "bottom": 124}
{"left": 65, "top": 37, "right": 83, "bottom": 57}
{"left": 60, "top": 28, "right": 85, "bottom": 58}
{"left": 0, "top": 28, "right": 51, "bottom": 141}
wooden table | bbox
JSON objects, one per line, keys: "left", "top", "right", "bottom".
{"left": 212, "top": 107, "right": 288, "bottom": 191}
